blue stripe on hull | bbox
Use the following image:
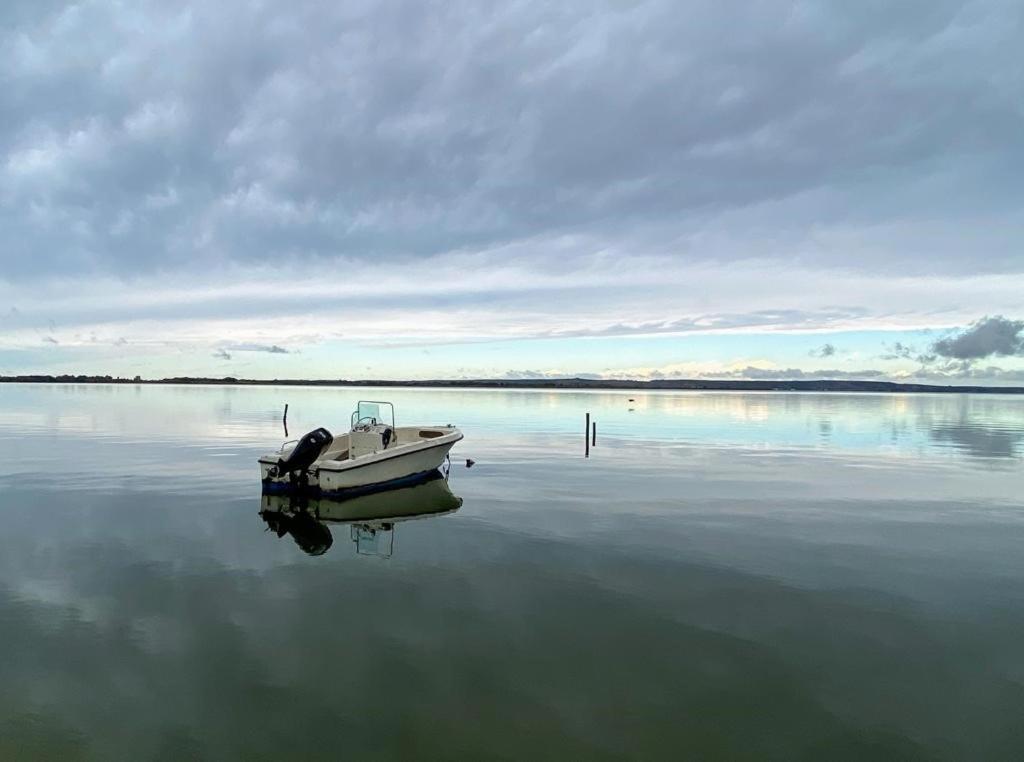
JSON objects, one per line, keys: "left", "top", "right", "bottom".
{"left": 261, "top": 467, "right": 442, "bottom": 498}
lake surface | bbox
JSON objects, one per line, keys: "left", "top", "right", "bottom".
{"left": 1, "top": 384, "right": 1023, "bottom": 760}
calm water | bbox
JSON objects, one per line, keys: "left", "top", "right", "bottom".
{"left": 1, "top": 384, "right": 1023, "bottom": 760}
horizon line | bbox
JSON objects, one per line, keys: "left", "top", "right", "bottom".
{"left": 2, "top": 374, "right": 1022, "bottom": 395}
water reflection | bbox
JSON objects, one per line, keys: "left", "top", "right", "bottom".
{"left": 260, "top": 473, "right": 463, "bottom": 557}
{"left": 929, "top": 423, "right": 1024, "bottom": 459}
{"left": 3, "top": 384, "right": 1022, "bottom": 464}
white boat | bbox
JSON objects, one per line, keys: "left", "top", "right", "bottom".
{"left": 258, "top": 400, "right": 463, "bottom": 496}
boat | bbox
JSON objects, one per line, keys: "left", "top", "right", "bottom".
{"left": 260, "top": 472, "right": 462, "bottom": 557}
{"left": 258, "top": 400, "right": 463, "bottom": 496}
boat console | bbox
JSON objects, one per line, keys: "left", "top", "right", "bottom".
{"left": 350, "top": 401, "right": 397, "bottom": 457}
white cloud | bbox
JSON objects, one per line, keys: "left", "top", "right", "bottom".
{"left": 0, "top": 251, "right": 1022, "bottom": 355}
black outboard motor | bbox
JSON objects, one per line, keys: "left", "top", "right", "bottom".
{"left": 274, "top": 427, "right": 333, "bottom": 482}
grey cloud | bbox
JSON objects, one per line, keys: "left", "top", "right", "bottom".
{"left": 931, "top": 316, "right": 1024, "bottom": 360}
{"left": 906, "top": 364, "right": 1024, "bottom": 383}
{"left": 701, "top": 367, "right": 888, "bottom": 381}
{"left": 502, "top": 370, "right": 551, "bottom": 380}
{"left": 596, "top": 365, "right": 892, "bottom": 382}
{"left": 810, "top": 344, "right": 837, "bottom": 358}
{"left": 225, "top": 343, "right": 289, "bottom": 354}
{"left": 362, "top": 308, "right": 871, "bottom": 350}
{"left": 201, "top": 343, "right": 287, "bottom": 358}
{"left": 545, "top": 310, "right": 868, "bottom": 340}
{"left": 42, "top": 335, "right": 58, "bottom": 344}
{"left": 503, "top": 370, "right": 602, "bottom": 380}
{"left": 2, "top": 0, "right": 1023, "bottom": 282}
{"left": 879, "top": 341, "right": 917, "bottom": 361}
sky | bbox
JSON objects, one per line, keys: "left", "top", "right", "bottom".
{"left": 1, "top": 0, "right": 1022, "bottom": 384}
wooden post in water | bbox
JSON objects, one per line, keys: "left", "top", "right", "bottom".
{"left": 592, "top": 421, "right": 596, "bottom": 447}
{"left": 585, "top": 412, "right": 590, "bottom": 458}
{"left": 283, "top": 403, "right": 289, "bottom": 437}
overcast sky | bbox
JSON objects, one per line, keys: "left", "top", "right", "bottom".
{"left": 1, "top": 0, "right": 1022, "bottom": 382}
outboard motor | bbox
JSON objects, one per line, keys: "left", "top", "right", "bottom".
{"left": 274, "top": 427, "right": 333, "bottom": 481}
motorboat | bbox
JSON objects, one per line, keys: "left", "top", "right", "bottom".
{"left": 258, "top": 400, "right": 463, "bottom": 496}
{"left": 260, "top": 471, "right": 462, "bottom": 557}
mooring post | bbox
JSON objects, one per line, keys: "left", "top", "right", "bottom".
{"left": 585, "top": 412, "right": 590, "bottom": 458}
{"left": 592, "top": 420, "right": 596, "bottom": 447}
{"left": 283, "top": 403, "right": 289, "bottom": 437}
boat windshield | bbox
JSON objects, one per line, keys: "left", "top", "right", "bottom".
{"left": 351, "top": 400, "right": 395, "bottom": 428}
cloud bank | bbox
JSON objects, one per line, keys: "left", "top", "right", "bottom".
{"left": 1, "top": 1, "right": 1022, "bottom": 381}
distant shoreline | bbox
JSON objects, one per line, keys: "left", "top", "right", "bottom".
{"left": 2, "top": 374, "right": 1022, "bottom": 394}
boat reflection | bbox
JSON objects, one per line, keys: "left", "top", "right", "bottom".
{"left": 260, "top": 472, "right": 462, "bottom": 558}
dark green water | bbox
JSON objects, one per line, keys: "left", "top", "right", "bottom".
{"left": 1, "top": 384, "right": 1023, "bottom": 760}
